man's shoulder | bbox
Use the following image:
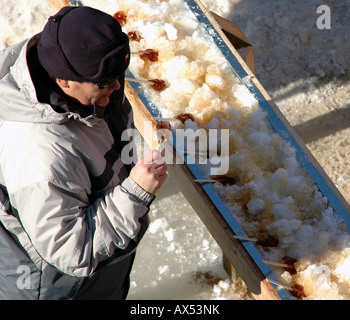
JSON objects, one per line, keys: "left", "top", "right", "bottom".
{"left": 0, "top": 38, "right": 31, "bottom": 79}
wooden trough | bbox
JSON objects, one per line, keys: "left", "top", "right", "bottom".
{"left": 46, "top": 0, "right": 350, "bottom": 300}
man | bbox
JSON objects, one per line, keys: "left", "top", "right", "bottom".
{"left": 0, "top": 6, "right": 167, "bottom": 299}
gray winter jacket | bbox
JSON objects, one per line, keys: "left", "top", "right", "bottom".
{"left": 0, "top": 35, "right": 153, "bottom": 299}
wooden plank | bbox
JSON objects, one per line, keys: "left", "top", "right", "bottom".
{"left": 46, "top": 0, "right": 71, "bottom": 11}
{"left": 210, "top": 11, "right": 255, "bottom": 73}
{"left": 124, "top": 82, "right": 159, "bottom": 149}
{"left": 210, "top": 11, "right": 252, "bottom": 48}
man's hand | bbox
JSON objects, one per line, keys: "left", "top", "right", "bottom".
{"left": 129, "top": 150, "right": 168, "bottom": 195}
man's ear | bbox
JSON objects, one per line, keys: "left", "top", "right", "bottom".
{"left": 56, "top": 78, "right": 70, "bottom": 88}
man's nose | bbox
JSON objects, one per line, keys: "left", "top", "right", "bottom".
{"left": 111, "top": 79, "right": 121, "bottom": 90}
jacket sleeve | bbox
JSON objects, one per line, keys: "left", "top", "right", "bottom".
{"left": 9, "top": 175, "right": 153, "bottom": 277}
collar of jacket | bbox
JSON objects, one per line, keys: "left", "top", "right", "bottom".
{"left": 1, "top": 34, "right": 106, "bottom": 127}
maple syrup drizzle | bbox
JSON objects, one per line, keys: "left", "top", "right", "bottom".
{"left": 128, "top": 31, "right": 142, "bottom": 41}
{"left": 140, "top": 49, "right": 159, "bottom": 62}
{"left": 176, "top": 113, "right": 195, "bottom": 123}
{"left": 149, "top": 79, "right": 166, "bottom": 91}
{"left": 113, "top": 11, "right": 127, "bottom": 25}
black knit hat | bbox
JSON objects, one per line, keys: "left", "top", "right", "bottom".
{"left": 37, "top": 6, "right": 130, "bottom": 83}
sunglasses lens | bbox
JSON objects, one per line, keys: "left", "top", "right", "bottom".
{"left": 95, "top": 78, "right": 116, "bottom": 89}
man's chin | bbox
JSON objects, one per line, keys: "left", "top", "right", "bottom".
{"left": 96, "top": 96, "right": 110, "bottom": 107}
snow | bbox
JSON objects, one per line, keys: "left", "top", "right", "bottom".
{"left": 1, "top": 0, "right": 350, "bottom": 300}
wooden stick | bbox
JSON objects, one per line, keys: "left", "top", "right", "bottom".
{"left": 130, "top": 51, "right": 145, "bottom": 55}
{"left": 125, "top": 77, "right": 150, "bottom": 84}
{"left": 130, "top": 49, "right": 157, "bottom": 55}
{"left": 262, "top": 260, "right": 294, "bottom": 269}
{"left": 267, "top": 278, "right": 293, "bottom": 291}
{"left": 152, "top": 117, "right": 178, "bottom": 121}
{"left": 183, "top": 150, "right": 208, "bottom": 156}
{"left": 157, "top": 141, "right": 163, "bottom": 152}
{"left": 232, "top": 235, "right": 258, "bottom": 242}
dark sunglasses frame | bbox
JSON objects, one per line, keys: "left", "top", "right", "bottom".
{"left": 93, "top": 78, "right": 117, "bottom": 89}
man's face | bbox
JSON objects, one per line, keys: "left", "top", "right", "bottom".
{"left": 59, "top": 79, "right": 121, "bottom": 107}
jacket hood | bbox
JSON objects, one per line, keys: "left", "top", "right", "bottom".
{"left": 0, "top": 35, "right": 97, "bottom": 126}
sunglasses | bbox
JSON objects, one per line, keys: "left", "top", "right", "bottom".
{"left": 93, "top": 78, "right": 117, "bottom": 89}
